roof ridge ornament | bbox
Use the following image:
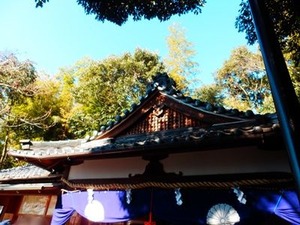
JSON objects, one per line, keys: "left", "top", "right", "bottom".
{"left": 146, "top": 72, "right": 177, "bottom": 93}
{"left": 19, "top": 139, "right": 33, "bottom": 150}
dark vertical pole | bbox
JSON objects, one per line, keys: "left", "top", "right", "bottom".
{"left": 248, "top": 0, "right": 300, "bottom": 197}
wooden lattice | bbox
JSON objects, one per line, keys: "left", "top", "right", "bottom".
{"left": 122, "top": 106, "right": 210, "bottom": 135}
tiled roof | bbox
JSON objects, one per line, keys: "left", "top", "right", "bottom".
{"left": 10, "top": 139, "right": 108, "bottom": 158}
{"left": 97, "top": 73, "right": 260, "bottom": 134}
{"left": 0, "top": 164, "right": 54, "bottom": 181}
{"left": 9, "top": 121, "right": 280, "bottom": 160}
{"left": 7, "top": 73, "right": 281, "bottom": 168}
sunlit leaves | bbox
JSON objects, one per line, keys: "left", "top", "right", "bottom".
{"left": 0, "top": 52, "right": 39, "bottom": 168}
{"left": 0, "top": 53, "right": 37, "bottom": 110}
{"left": 236, "top": 0, "right": 299, "bottom": 106}
{"left": 215, "top": 46, "right": 274, "bottom": 113}
{"left": 193, "top": 84, "right": 223, "bottom": 105}
{"left": 165, "top": 23, "right": 199, "bottom": 93}
{"left": 65, "top": 49, "right": 165, "bottom": 137}
{"left": 236, "top": 0, "right": 300, "bottom": 65}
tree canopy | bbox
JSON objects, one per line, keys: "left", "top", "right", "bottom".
{"left": 65, "top": 48, "right": 165, "bottom": 137}
{"left": 235, "top": 0, "right": 300, "bottom": 66}
{"left": 193, "top": 84, "right": 223, "bottom": 106}
{"left": 165, "top": 23, "right": 199, "bottom": 93}
{"left": 0, "top": 53, "right": 54, "bottom": 168}
{"left": 215, "top": 46, "right": 274, "bottom": 113}
{"left": 35, "top": 0, "right": 206, "bottom": 25}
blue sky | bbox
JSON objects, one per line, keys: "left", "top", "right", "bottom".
{"left": 0, "top": 0, "right": 254, "bottom": 85}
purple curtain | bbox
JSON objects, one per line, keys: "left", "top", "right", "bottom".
{"left": 51, "top": 190, "right": 150, "bottom": 225}
{"left": 253, "top": 190, "right": 300, "bottom": 224}
{"left": 51, "top": 189, "right": 300, "bottom": 225}
{"left": 51, "top": 208, "right": 75, "bottom": 225}
{"left": 274, "top": 191, "right": 300, "bottom": 224}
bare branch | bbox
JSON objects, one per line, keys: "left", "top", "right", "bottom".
{"left": 4, "top": 109, "right": 54, "bottom": 129}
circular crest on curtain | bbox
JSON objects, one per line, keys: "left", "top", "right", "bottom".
{"left": 206, "top": 203, "right": 240, "bottom": 225}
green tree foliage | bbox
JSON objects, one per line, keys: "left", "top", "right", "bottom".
{"left": 35, "top": 0, "right": 206, "bottom": 25}
{"left": 236, "top": 0, "right": 299, "bottom": 65}
{"left": 0, "top": 53, "right": 37, "bottom": 167}
{"left": 0, "top": 53, "right": 36, "bottom": 111}
{"left": 66, "top": 48, "right": 165, "bottom": 137}
{"left": 215, "top": 46, "right": 275, "bottom": 113}
{"left": 52, "top": 67, "right": 79, "bottom": 139}
{"left": 0, "top": 53, "right": 65, "bottom": 168}
{"left": 11, "top": 76, "right": 68, "bottom": 141}
{"left": 193, "top": 84, "right": 223, "bottom": 105}
{"left": 165, "top": 23, "right": 199, "bottom": 93}
{"left": 0, "top": 53, "right": 37, "bottom": 156}
{"left": 289, "top": 62, "right": 300, "bottom": 102}
{"left": 236, "top": 0, "right": 300, "bottom": 104}
{"left": 284, "top": 51, "right": 300, "bottom": 102}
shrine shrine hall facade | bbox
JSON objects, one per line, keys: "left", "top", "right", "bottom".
{"left": 0, "top": 74, "right": 299, "bottom": 225}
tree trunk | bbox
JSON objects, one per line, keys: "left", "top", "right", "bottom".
{"left": 0, "top": 131, "right": 9, "bottom": 169}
